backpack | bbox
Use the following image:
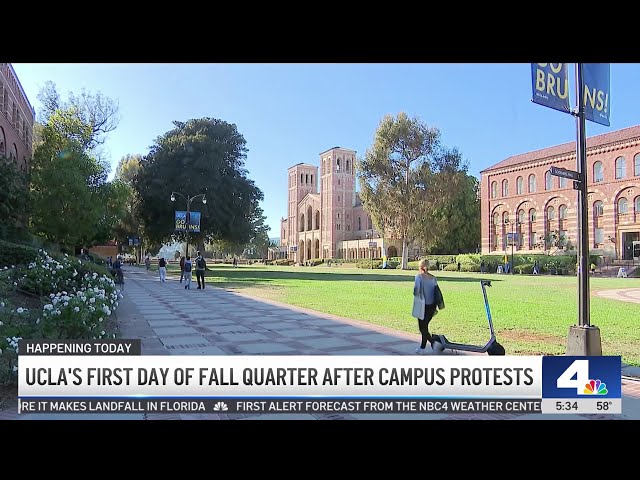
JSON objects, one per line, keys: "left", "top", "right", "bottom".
{"left": 184, "top": 261, "right": 192, "bottom": 272}
{"left": 197, "top": 257, "right": 206, "bottom": 269}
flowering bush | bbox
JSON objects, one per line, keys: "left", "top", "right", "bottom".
{"left": 0, "top": 249, "right": 122, "bottom": 385}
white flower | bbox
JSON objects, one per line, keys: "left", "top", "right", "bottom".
{"left": 49, "top": 294, "right": 55, "bottom": 299}
{"left": 13, "top": 282, "right": 17, "bottom": 286}
{"left": 16, "top": 307, "right": 24, "bottom": 314}
{"left": 13, "top": 366, "right": 18, "bottom": 372}
{"left": 63, "top": 302, "right": 69, "bottom": 307}
{"left": 36, "top": 318, "right": 40, "bottom": 324}
{"left": 0, "top": 348, "right": 2, "bottom": 354}
{"left": 44, "top": 304, "right": 53, "bottom": 310}
{"left": 73, "top": 270, "right": 78, "bottom": 277}
{"left": 101, "top": 331, "right": 105, "bottom": 336}
{"left": 11, "top": 265, "right": 14, "bottom": 269}
{"left": 73, "top": 307, "right": 80, "bottom": 312}
{"left": 99, "top": 317, "right": 103, "bottom": 322}
{"left": 0, "top": 301, "right": 4, "bottom": 308}
{"left": 89, "top": 297, "right": 95, "bottom": 304}
{"left": 0, "top": 321, "right": 3, "bottom": 326}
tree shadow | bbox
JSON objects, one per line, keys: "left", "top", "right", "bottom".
{"left": 200, "top": 267, "right": 503, "bottom": 284}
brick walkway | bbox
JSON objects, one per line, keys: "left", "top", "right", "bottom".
{"left": 3, "top": 267, "right": 640, "bottom": 420}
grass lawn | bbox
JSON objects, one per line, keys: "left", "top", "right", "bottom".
{"left": 163, "top": 264, "right": 640, "bottom": 366}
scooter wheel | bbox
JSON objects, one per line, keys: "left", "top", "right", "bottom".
{"left": 487, "top": 342, "right": 505, "bottom": 356}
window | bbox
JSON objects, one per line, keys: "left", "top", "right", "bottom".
{"left": 337, "top": 159, "right": 341, "bottom": 172}
{"left": 547, "top": 206, "right": 555, "bottom": 221}
{"left": 545, "top": 171, "right": 552, "bottom": 190}
{"left": 559, "top": 205, "right": 567, "bottom": 219}
{"left": 338, "top": 196, "right": 340, "bottom": 202}
{"left": 635, "top": 154, "right": 640, "bottom": 176}
{"left": 492, "top": 213, "right": 499, "bottom": 226}
{"left": 559, "top": 176, "right": 567, "bottom": 188}
{"left": 529, "top": 209, "right": 537, "bottom": 222}
{"left": 502, "top": 179, "right": 509, "bottom": 197}
{"left": 618, "top": 197, "right": 628, "bottom": 214}
{"left": 528, "top": 174, "right": 536, "bottom": 193}
{"left": 491, "top": 181, "right": 497, "bottom": 199}
{"left": 358, "top": 217, "right": 361, "bottom": 230}
{"left": 615, "top": 157, "right": 626, "bottom": 179}
{"left": 503, "top": 212, "right": 509, "bottom": 224}
{"left": 346, "top": 159, "right": 350, "bottom": 173}
{"left": 310, "top": 174, "right": 313, "bottom": 184}
{"left": 300, "top": 173, "right": 303, "bottom": 184}
{"left": 516, "top": 176, "right": 523, "bottom": 195}
{"left": 594, "top": 201, "right": 604, "bottom": 217}
{"left": 635, "top": 196, "right": 640, "bottom": 214}
{"left": 595, "top": 228, "right": 604, "bottom": 245}
{"left": 518, "top": 209, "right": 525, "bottom": 224}
{"left": 338, "top": 179, "right": 340, "bottom": 185}
{"left": 305, "top": 174, "right": 309, "bottom": 184}
{"left": 0, "top": 126, "right": 5, "bottom": 157}
{"left": 593, "top": 161, "right": 603, "bottom": 182}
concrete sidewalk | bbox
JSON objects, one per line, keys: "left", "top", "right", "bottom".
{"left": 5, "top": 266, "right": 640, "bottom": 420}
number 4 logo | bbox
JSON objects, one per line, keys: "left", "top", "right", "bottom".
{"left": 556, "top": 360, "right": 590, "bottom": 394}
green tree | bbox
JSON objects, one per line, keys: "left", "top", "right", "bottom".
{"left": 112, "top": 154, "right": 144, "bottom": 253}
{"left": 357, "top": 112, "right": 467, "bottom": 269}
{"left": 134, "top": 118, "right": 264, "bottom": 253}
{"left": 0, "top": 158, "right": 30, "bottom": 241}
{"left": 115, "top": 154, "right": 142, "bottom": 186}
{"left": 37, "top": 81, "right": 119, "bottom": 150}
{"left": 428, "top": 174, "right": 481, "bottom": 254}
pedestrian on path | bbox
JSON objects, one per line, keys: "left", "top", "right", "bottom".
{"left": 183, "top": 256, "right": 193, "bottom": 289}
{"left": 145, "top": 255, "right": 151, "bottom": 271}
{"left": 158, "top": 257, "right": 167, "bottom": 283}
{"left": 179, "top": 256, "right": 186, "bottom": 283}
{"left": 412, "top": 259, "right": 439, "bottom": 355}
{"left": 195, "top": 251, "right": 207, "bottom": 289}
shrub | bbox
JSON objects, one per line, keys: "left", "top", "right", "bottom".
{"left": 443, "top": 264, "right": 458, "bottom": 271}
{"left": 357, "top": 260, "right": 382, "bottom": 269}
{"left": 460, "top": 263, "right": 480, "bottom": 272}
{"left": 0, "top": 240, "right": 39, "bottom": 268}
{"left": 514, "top": 263, "right": 534, "bottom": 274}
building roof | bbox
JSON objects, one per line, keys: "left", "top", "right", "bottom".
{"left": 319, "top": 146, "right": 357, "bottom": 155}
{"left": 288, "top": 163, "right": 317, "bottom": 169}
{"left": 482, "top": 125, "right": 640, "bottom": 174}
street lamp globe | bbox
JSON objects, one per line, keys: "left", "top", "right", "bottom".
{"left": 170, "top": 194, "right": 176, "bottom": 202}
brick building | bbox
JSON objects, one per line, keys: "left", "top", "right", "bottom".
{"left": 480, "top": 125, "right": 640, "bottom": 260}
{"left": 279, "top": 147, "right": 412, "bottom": 262}
{"left": 0, "top": 63, "right": 35, "bottom": 172}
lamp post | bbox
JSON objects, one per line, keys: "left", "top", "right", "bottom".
{"left": 170, "top": 191, "right": 206, "bottom": 258}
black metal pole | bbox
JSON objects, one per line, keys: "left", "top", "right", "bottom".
{"left": 186, "top": 198, "right": 191, "bottom": 259}
{"left": 575, "top": 63, "right": 590, "bottom": 327}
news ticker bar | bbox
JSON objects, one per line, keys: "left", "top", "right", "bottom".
{"left": 19, "top": 398, "right": 543, "bottom": 414}
{"left": 18, "top": 397, "right": 622, "bottom": 415}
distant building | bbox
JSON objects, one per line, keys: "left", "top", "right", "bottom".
{"left": 279, "top": 146, "right": 416, "bottom": 262}
{"left": 0, "top": 63, "right": 35, "bottom": 172}
{"left": 480, "top": 125, "right": 640, "bottom": 260}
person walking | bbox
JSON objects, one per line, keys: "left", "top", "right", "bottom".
{"left": 145, "top": 255, "right": 151, "bottom": 271}
{"left": 195, "top": 251, "right": 207, "bottom": 289}
{"left": 158, "top": 257, "right": 167, "bottom": 283}
{"left": 412, "top": 259, "right": 439, "bottom": 355}
{"left": 183, "top": 256, "right": 193, "bottom": 289}
{"left": 179, "top": 256, "right": 186, "bottom": 283}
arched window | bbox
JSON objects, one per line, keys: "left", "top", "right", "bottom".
{"left": 307, "top": 206, "right": 313, "bottom": 230}
{"left": 358, "top": 217, "right": 361, "bottom": 230}
{"left": 615, "top": 157, "right": 626, "bottom": 179}
{"left": 559, "top": 205, "right": 568, "bottom": 219}
{"left": 346, "top": 159, "right": 350, "bottom": 173}
{"left": 529, "top": 208, "right": 537, "bottom": 222}
{"left": 11, "top": 143, "right": 17, "bottom": 162}
{"left": 547, "top": 206, "right": 555, "bottom": 221}
{"left": 528, "top": 174, "right": 536, "bottom": 193}
{"left": 300, "top": 214, "right": 305, "bottom": 232}
{"left": 502, "top": 179, "right": 509, "bottom": 197}
{"left": 635, "top": 154, "right": 640, "bottom": 176}
{"left": 337, "top": 159, "right": 341, "bottom": 172}
{"left": 503, "top": 212, "right": 509, "bottom": 224}
{"left": 0, "top": 126, "right": 5, "bottom": 157}
{"left": 518, "top": 209, "right": 525, "bottom": 224}
{"left": 310, "top": 174, "right": 313, "bottom": 185}
{"left": 634, "top": 196, "right": 640, "bottom": 214}
{"left": 593, "top": 161, "right": 603, "bottom": 182}
{"left": 300, "top": 173, "right": 303, "bottom": 184}
{"left": 594, "top": 200, "right": 604, "bottom": 217}
{"left": 491, "top": 181, "right": 497, "bottom": 199}
{"left": 516, "top": 176, "right": 523, "bottom": 195}
{"left": 545, "top": 170, "right": 552, "bottom": 190}
{"left": 305, "top": 174, "right": 309, "bottom": 184}
{"left": 618, "top": 197, "right": 628, "bottom": 214}
{"left": 315, "top": 210, "right": 320, "bottom": 229}
{"left": 559, "top": 176, "right": 567, "bottom": 188}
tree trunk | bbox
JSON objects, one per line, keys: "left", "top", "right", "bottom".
{"left": 401, "top": 237, "right": 409, "bottom": 270}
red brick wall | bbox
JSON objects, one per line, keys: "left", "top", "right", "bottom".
{"left": 481, "top": 137, "right": 640, "bottom": 259}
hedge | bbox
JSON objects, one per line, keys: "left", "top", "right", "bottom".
{"left": 0, "top": 240, "right": 40, "bottom": 268}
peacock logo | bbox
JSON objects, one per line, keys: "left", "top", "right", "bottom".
{"left": 583, "top": 379, "right": 608, "bottom": 395}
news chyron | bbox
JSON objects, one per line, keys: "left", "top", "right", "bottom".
{"left": 17, "top": 340, "right": 623, "bottom": 417}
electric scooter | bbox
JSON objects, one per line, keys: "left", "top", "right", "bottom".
{"left": 431, "top": 279, "right": 505, "bottom": 355}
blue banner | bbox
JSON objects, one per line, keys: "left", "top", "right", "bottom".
{"left": 531, "top": 63, "right": 570, "bottom": 113}
{"left": 583, "top": 63, "right": 610, "bottom": 126}
{"left": 175, "top": 211, "right": 201, "bottom": 233}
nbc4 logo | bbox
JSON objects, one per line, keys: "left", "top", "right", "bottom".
{"left": 557, "top": 360, "right": 608, "bottom": 395}
{"left": 213, "top": 401, "right": 228, "bottom": 411}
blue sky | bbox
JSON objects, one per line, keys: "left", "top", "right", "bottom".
{"left": 12, "top": 63, "right": 640, "bottom": 237}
